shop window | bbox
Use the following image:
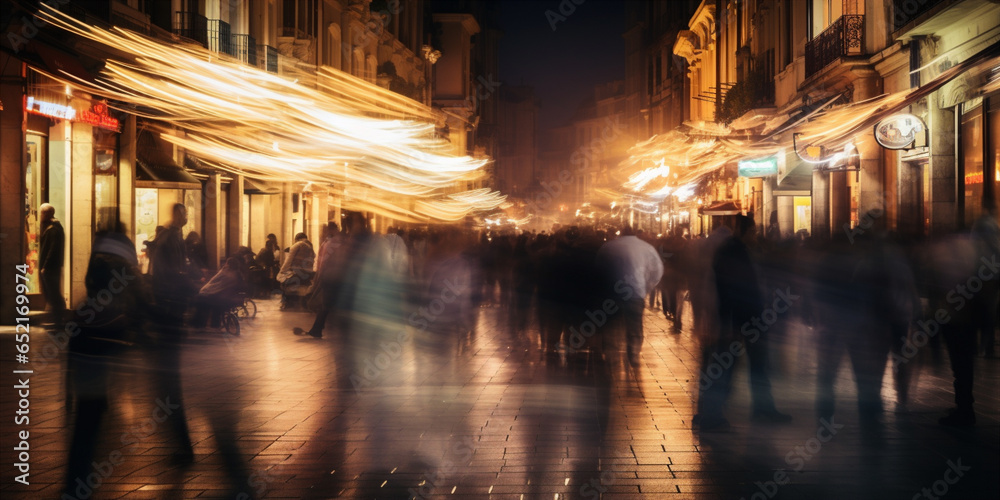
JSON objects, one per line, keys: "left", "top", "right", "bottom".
{"left": 963, "top": 104, "right": 984, "bottom": 225}
{"left": 93, "top": 126, "right": 119, "bottom": 232}
{"left": 25, "top": 133, "right": 48, "bottom": 294}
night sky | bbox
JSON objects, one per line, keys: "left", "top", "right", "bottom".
{"left": 498, "top": 0, "right": 628, "bottom": 131}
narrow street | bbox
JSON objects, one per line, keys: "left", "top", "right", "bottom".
{"left": 2, "top": 296, "right": 997, "bottom": 499}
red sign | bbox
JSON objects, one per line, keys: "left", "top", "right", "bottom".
{"left": 25, "top": 97, "right": 120, "bottom": 131}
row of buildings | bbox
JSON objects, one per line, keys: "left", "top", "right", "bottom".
{"left": 0, "top": 0, "right": 500, "bottom": 323}
{"left": 512, "top": 0, "right": 998, "bottom": 238}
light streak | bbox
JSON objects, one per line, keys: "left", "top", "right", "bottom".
{"left": 32, "top": 7, "right": 504, "bottom": 222}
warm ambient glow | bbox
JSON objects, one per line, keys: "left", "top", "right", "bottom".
{"left": 34, "top": 8, "right": 504, "bottom": 222}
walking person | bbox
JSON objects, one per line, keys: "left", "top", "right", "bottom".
{"left": 597, "top": 225, "right": 663, "bottom": 368}
{"left": 39, "top": 203, "right": 66, "bottom": 331}
{"left": 695, "top": 215, "right": 791, "bottom": 432}
{"left": 148, "top": 203, "right": 195, "bottom": 462}
{"left": 295, "top": 223, "right": 343, "bottom": 338}
{"left": 64, "top": 224, "right": 150, "bottom": 497}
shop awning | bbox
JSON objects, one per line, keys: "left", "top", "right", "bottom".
{"left": 699, "top": 200, "right": 742, "bottom": 216}
{"left": 775, "top": 163, "right": 813, "bottom": 196}
{"left": 244, "top": 178, "right": 280, "bottom": 195}
{"left": 135, "top": 158, "right": 201, "bottom": 189}
{"left": 135, "top": 129, "right": 201, "bottom": 189}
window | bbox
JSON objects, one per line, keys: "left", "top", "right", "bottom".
{"left": 282, "top": 0, "right": 316, "bottom": 37}
{"left": 809, "top": 0, "right": 862, "bottom": 38}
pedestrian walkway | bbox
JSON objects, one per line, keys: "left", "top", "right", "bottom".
{"left": 1, "top": 298, "right": 997, "bottom": 499}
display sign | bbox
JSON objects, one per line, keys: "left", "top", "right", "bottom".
{"left": 874, "top": 113, "right": 925, "bottom": 149}
{"left": 738, "top": 156, "right": 778, "bottom": 177}
{"left": 25, "top": 97, "right": 120, "bottom": 131}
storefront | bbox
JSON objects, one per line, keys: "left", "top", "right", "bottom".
{"left": 22, "top": 68, "right": 123, "bottom": 304}
{"left": 961, "top": 96, "right": 1000, "bottom": 226}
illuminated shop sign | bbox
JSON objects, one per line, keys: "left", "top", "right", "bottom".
{"left": 738, "top": 156, "right": 778, "bottom": 177}
{"left": 874, "top": 113, "right": 925, "bottom": 149}
{"left": 965, "top": 172, "right": 983, "bottom": 185}
{"left": 25, "top": 97, "right": 120, "bottom": 131}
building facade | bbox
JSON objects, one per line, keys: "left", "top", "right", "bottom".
{"left": 1, "top": 0, "right": 493, "bottom": 324}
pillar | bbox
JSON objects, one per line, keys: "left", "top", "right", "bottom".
{"left": 812, "top": 170, "right": 830, "bottom": 239}
{"left": 928, "top": 98, "right": 957, "bottom": 234}
{"left": 119, "top": 114, "right": 136, "bottom": 240}
{"left": 0, "top": 55, "right": 26, "bottom": 324}
{"left": 228, "top": 174, "right": 245, "bottom": 259}
{"left": 69, "top": 119, "right": 94, "bottom": 305}
{"left": 204, "top": 173, "right": 222, "bottom": 270}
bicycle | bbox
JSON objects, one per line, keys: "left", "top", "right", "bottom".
{"left": 234, "top": 293, "right": 257, "bottom": 319}
{"left": 221, "top": 307, "right": 240, "bottom": 336}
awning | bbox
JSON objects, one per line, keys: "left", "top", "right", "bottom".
{"left": 135, "top": 158, "right": 201, "bottom": 189}
{"left": 774, "top": 163, "right": 813, "bottom": 196}
{"left": 699, "top": 200, "right": 742, "bottom": 216}
{"left": 135, "top": 129, "right": 201, "bottom": 189}
{"left": 244, "top": 178, "right": 280, "bottom": 195}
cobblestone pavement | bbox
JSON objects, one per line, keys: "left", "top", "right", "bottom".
{"left": 1, "top": 297, "right": 998, "bottom": 499}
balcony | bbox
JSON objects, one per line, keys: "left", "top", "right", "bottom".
{"left": 232, "top": 34, "right": 257, "bottom": 66}
{"left": 805, "top": 15, "right": 865, "bottom": 78}
{"left": 173, "top": 11, "right": 208, "bottom": 47}
{"left": 893, "top": 0, "right": 947, "bottom": 32}
{"left": 258, "top": 44, "right": 279, "bottom": 73}
{"left": 207, "top": 19, "right": 234, "bottom": 57}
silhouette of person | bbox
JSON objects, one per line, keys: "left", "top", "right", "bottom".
{"left": 39, "top": 203, "right": 66, "bottom": 330}
{"left": 64, "top": 224, "right": 150, "bottom": 496}
{"left": 148, "top": 203, "right": 195, "bottom": 462}
{"left": 695, "top": 215, "right": 790, "bottom": 432}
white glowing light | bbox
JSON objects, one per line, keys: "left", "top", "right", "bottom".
{"left": 33, "top": 8, "right": 504, "bottom": 222}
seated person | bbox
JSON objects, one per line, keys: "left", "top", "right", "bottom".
{"left": 191, "top": 257, "right": 245, "bottom": 328}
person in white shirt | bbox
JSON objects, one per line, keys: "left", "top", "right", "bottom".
{"left": 597, "top": 225, "right": 664, "bottom": 367}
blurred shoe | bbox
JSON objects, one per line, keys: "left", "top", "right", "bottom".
{"left": 307, "top": 329, "right": 322, "bottom": 339}
{"left": 752, "top": 409, "right": 793, "bottom": 424}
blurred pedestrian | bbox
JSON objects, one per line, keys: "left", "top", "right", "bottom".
{"left": 148, "top": 203, "right": 195, "bottom": 462}
{"left": 597, "top": 225, "right": 663, "bottom": 367}
{"left": 278, "top": 232, "right": 315, "bottom": 309}
{"left": 64, "top": 224, "right": 150, "bottom": 495}
{"left": 39, "top": 203, "right": 66, "bottom": 331}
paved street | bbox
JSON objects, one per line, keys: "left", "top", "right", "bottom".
{"left": 1, "top": 297, "right": 998, "bottom": 499}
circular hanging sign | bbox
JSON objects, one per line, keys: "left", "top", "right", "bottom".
{"left": 874, "top": 113, "right": 925, "bottom": 149}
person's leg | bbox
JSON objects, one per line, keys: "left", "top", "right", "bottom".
{"left": 816, "top": 328, "right": 841, "bottom": 419}
{"left": 152, "top": 306, "right": 194, "bottom": 458}
{"left": 941, "top": 322, "right": 976, "bottom": 424}
{"left": 695, "top": 329, "right": 735, "bottom": 429}
{"left": 624, "top": 298, "right": 645, "bottom": 366}
{"left": 890, "top": 322, "right": 912, "bottom": 406}
{"left": 42, "top": 270, "right": 66, "bottom": 329}
{"left": 747, "top": 333, "right": 777, "bottom": 414}
{"left": 64, "top": 355, "right": 108, "bottom": 494}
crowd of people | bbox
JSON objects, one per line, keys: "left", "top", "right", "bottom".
{"left": 54, "top": 202, "right": 999, "bottom": 497}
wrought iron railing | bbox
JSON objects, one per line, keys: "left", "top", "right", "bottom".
{"left": 232, "top": 34, "right": 257, "bottom": 66}
{"left": 893, "top": 0, "right": 947, "bottom": 32}
{"left": 805, "top": 15, "right": 865, "bottom": 78}
{"left": 207, "top": 19, "right": 234, "bottom": 56}
{"left": 173, "top": 11, "right": 208, "bottom": 46}
{"left": 258, "top": 44, "right": 279, "bottom": 73}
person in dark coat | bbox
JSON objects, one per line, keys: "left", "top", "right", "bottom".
{"left": 695, "top": 215, "right": 790, "bottom": 432}
{"left": 39, "top": 203, "right": 66, "bottom": 330}
{"left": 64, "top": 225, "right": 151, "bottom": 496}
{"left": 147, "top": 203, "right": 195, "bottom": 462}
